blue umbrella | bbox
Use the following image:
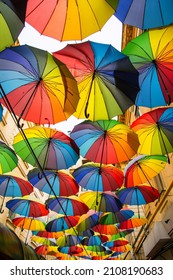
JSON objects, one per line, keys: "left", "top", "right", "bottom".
{"left": 114, "top": 0, "right": 173, "bottom": 30}
{"left": 0, "top": 175, "right": 33, "bottom": 213}
{"left": 28, "top": 168, "right": 79, "bottom": 196}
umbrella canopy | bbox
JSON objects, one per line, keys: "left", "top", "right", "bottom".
{"left": 45, "top": 216, "right": 80, "bottom": 232}
{"left": 6, "top": 197, "right": 49, "bottom": 217}
{"left": 0, "top": 45, "right": 79, "bottom": 125}
{"left": 46, "top": 195, "right": 89, "bottom": 216}
{"left": 72, "top": 162, "right": 123, "bottom": 192}
{"left": 13, "top": 126, "right": 79, "bottom": 170}
{"left": 103, "top": 238, "right": 129, "bottom": 248}
{"left": 110, "top": 243, "right": 132, "bottom": 253}
{"left": 0, "top": 175, "right": 33, "bottom": 197}
{"left": 28, "top": 168, "right": 79, "bottom": 196}
{"left": 81, "top": 235, "right": 108, "bottom": 246}
{"left": 0, "top": 174, "right": 33, "bottom": 213}
{"left": 123, "top": 26, "right": 173, "bottom": 108}
{"left": 99, "top": 208, "right": 134, "bottom": 225}
{"left": 79, "top": 191, "right": 123, "bottom": 212}
{"left": 54, "top": 40, "right": 139, "bottom": 120}
{"left": 75, "top": 210, "right": 101, "bottom": 232}
{"left": 117, "top": 185, "right": 160, "bottom": 205}
{"left": 108, "top": 229, "right": 134, "bottom": 241}
{"left": 0, "top": 0, "right": 27, "bottom": 51}
{"left": 57, "top": 245, "right": 83, "bottom": 256}
{"left": 56, "top": 235, "right": 83, "bottom": 247}
{"left": 26, "top": 0, "right": 118, "bottom": 41}
{"left": 124, "top": 154, "right": 168, "bottom": 187}
{"left": 92, "top": 224, "right": 119, "bottom": 235}
{"left": 12, "top": 217, "right": 45, "bottom": 231}
{"left": 31, "top": 236, "right": 56, "bottom": 246}
{"left": 35, "top": 245, "right": 58, "bottom": 256}
{"left": 118, "top": 217, "right": 148, "bottom": 230}
{"left": 130, "top": 107, "right": 173, "bottom": 160}
{"left": 70, "top": 120, "right": 139, "bottom": 165}
{"left": 0, "top": 141, "right": 18, "bottom": 174}
{"left": 33, "top": 230, "right": 61, "bottom": 239}
{"left": 114, "top": 0, "right": 173, "bottom": 30}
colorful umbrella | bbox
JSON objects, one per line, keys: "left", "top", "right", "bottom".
{"left": 35, "top": 245, "right": 58, "bottom": 256}
{"left": 46, "top": 195, "right": 89, "bottom": 216}
{"left": 0, "top": 45, "right": 79, "bottom": 125}
{"left": 57, "top": 245, "right": 83, "bottom": 256}
{"left": 33, "top": 230, "right": 62, "bottom": 239}
{"left": 56, "top": 235, "right": 83, "bottom": 247}
{"left": 110, "top": 244, "right": 132, "bottom": 253}
{"left": 81, "top": 235, "right": 108, "bottom": 246}
{"left": 79, "top": 191, "right": 123, "bottom": 212}
{"left": 123, "top": 26, "right": 173, "bottom": 108}
{"left": 0, "top": 175, "right": 33, "bottom": 213}
{"left": 117, "top": 185, "right": 160, "bottom": 205}
{"left": 103, "top": 238, "right": 129, "bottom": 248}
{"left": 124, "top": 154, "right": 168, "bottom": 187}
{"left": 75, "top": 210, "right": 101, "bottom": 232}
{"left": 130, "top": 107, "right": 173, "bottom": 161}
{"left": 92, "top": 224, "right": 119, "bottom": 235}
{"left": 54, "top": 40, "right": 139, "bottom": 120}
{"left": 72, "top": 162, "right": 124, "bottom": 192}
{"left": 108, "top": 229, "right": 134, "bottom": 241}
{"left": 0, "top": 141, "right": 18, "bottom": 174}
{"left": 12, "top": 216, "right": 46, "bottom": 244}
{"left": 0, "top": 0, "right": 27, "bottom": 51}
{"left": 0, "top": 175, "right": 33, "bottom": 198}
{"left": 31, "top": 236, "right": 56, "bottom": 246}
{"left": 12, "top": 217, "right": 45, "bottom": 231}
{"left": 13, "top": 126, "right": 79, "bottom": 170}
{"left": 26, "top": 0, "right": 118, "bottom": 41}
{"left": 6, "top": 197, "right": 49, "bottom": 217}
{"left": 27, "top": 168, "right": 79, "bottom": 196}
{"left": 45, "top": 216, "right": 80, "bottom": 232}
{"left": 99, "top": 208, "right": 134, "bottom": 225}
{"left": 118, "top": 217, "right": 147, "bottom": 230}
{"left": 114, "top": 0, "right": 173, "bottom": 30}
{"left": 70, "top": 120, "right": 139, "bottom": 165}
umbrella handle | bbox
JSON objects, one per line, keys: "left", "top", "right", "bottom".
{"left": 17, "top": 117, "right": 24, "bottom": 129}
{"left": 84, "top": 102, "right": 90, "bottom": 118}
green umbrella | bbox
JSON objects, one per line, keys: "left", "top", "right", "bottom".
{"left": 0, "top": 0, "right": 27, "bottom": 51}
{"left": 0, "top": 141, "right": 18, "bottom": 174}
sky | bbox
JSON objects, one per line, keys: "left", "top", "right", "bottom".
{"left": 18, "top": 16, "right": 122, "bottom": 134}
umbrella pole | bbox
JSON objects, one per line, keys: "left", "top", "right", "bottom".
{"left": 84, "top": 72, "right": 95, "bottom": 118}
{"left": 25, "top": 217, "right": 33, "bottom": 245}
{"left": 137, "top": 164, "right": 154, "bottom": 187}
{"left": 135, "top": 188, "right": 140, "bottom": 218}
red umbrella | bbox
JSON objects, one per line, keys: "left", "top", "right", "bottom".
{"left": 46, "top": 195, "right": 89, "bottom": 216}
{"left": 6, "top": 197, "right": 49, "bottom": 217}
{"left": 118, "top": 217, "right": 148, "bottom": 230}
{"left": 72, "top": 162, "right": 124, "bottom": 192}
{"left": 70, "top": 120, "right": 139, "bottom": 165}
{"left": 28, "top": 168, "right": 79, "bottom": 196}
